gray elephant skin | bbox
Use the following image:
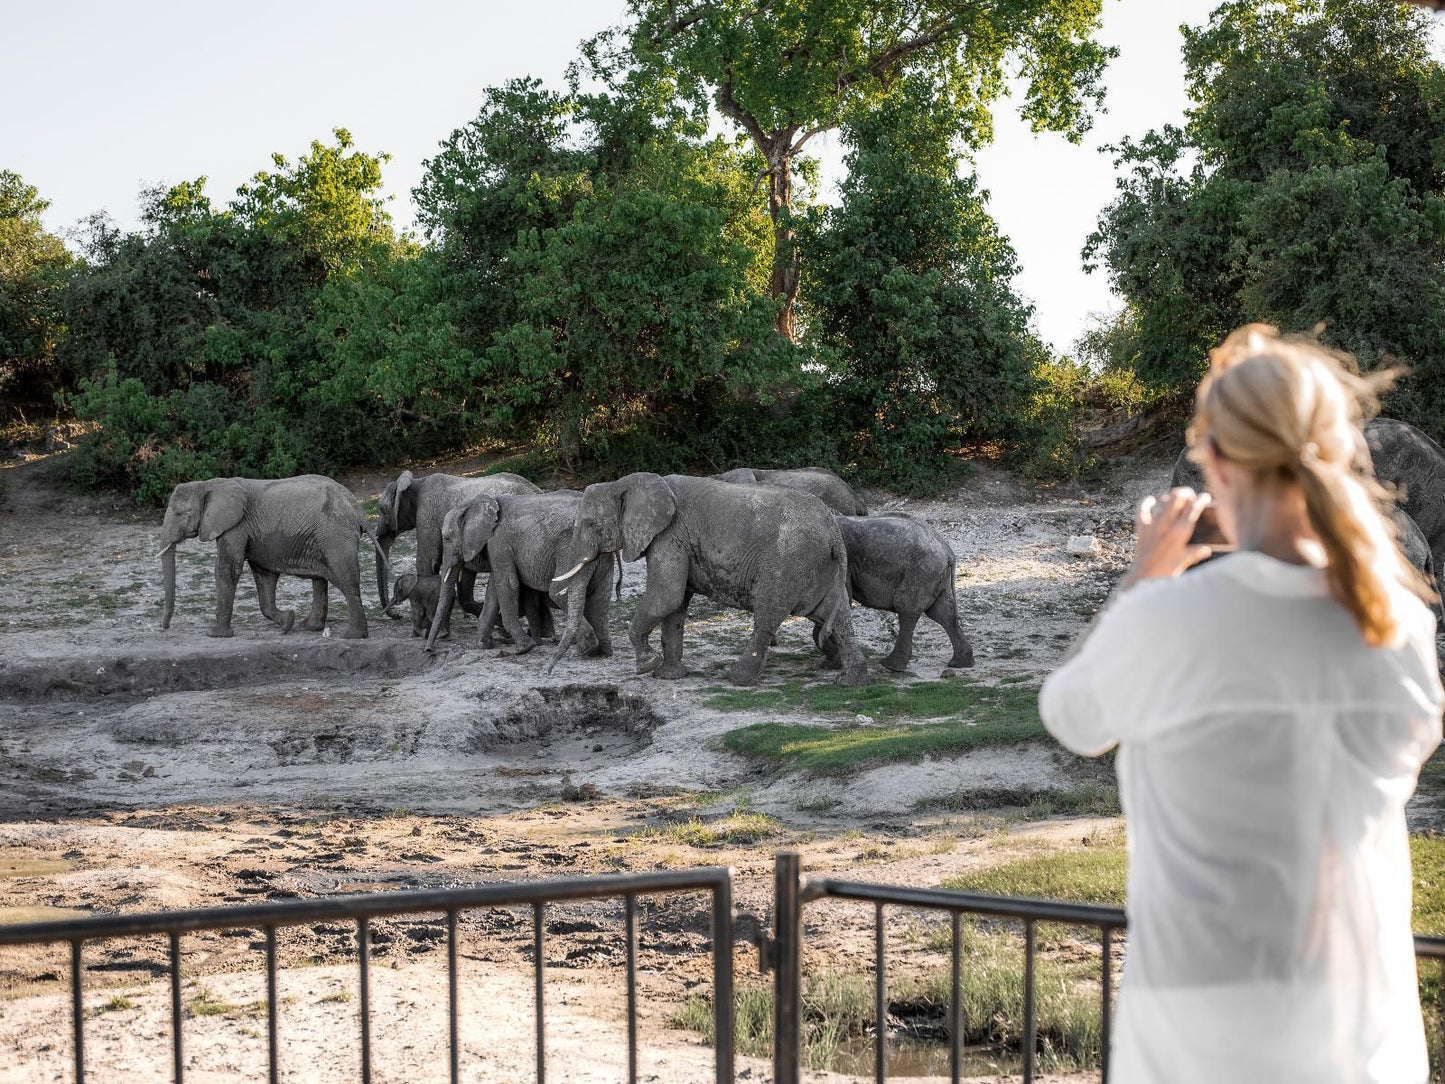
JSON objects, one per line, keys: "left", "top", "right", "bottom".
{"left": 552, "top": 473, "right": 867, "bottom": 686}
{"left": 715, "top": 467, "right": 868, "bottom": 515}
{"left": 374, "top": 470, "right": 541, "bottom": 630}
{"left": 1171, "top": 417, "right": 1445, "bottom": 595}
{"left": 427, "top": 491, "right": 615, "bottom": 658}
{"left": 393, "top": 572, "right": 448, "bottom": 638}
{"left": 828, "top": 513, "right": 975, "bottom": 672}
{"left": 158, "top": 475, "right": 382, "bottom": 638}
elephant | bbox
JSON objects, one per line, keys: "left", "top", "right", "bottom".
{"left": 550, "top": 473, "right": 867, "bottom": 686}
{"left": 826, "top": 513, "right": 975, "bottom": 673}
{"left": 426, "top": 491, "right": 615, "bottom": 658}
{"left": 158, "top": 475, "right": 383, "bottom": 638}
{"left": 393, "top": 571, "right": 447, "bottom": 638}
{"left": 374, "top": 470, "right": 542, "bottom": 635}
{"left": 1171, "top": 416, "right": 1445, "bottom": 597}
{"left": 714, "top": 467, "right": 868, "bottom": 515}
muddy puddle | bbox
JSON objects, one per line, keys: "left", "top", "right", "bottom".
{"left": 831, "top": 1035, "right": 1022, "bottom": 1077}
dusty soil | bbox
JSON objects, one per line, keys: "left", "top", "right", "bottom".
{"left": 0, "top": 445, "right": 1337, "bottom": 1081}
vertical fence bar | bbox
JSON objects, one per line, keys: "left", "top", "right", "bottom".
{"left": 169, "top": 933, "right": 183, "bottom": 1084}
{"left": 1022, "top": 920, "right": 1036, "bottom": 1084}
{"left": 1101, "top": 926, "right": 1113, "bottom": 1084}
{"left": 358, "top": 917, "right": 372, "bottom": 1084}
{"left": 447, "top": 911, "right": 460, "bottom": 1084}
{"left": 265, "top": 926, "right": 279, "bottom": 1084}
{"left": 874, "top": 902, "right": 886, "bottom": 1084}
{"left": 625, "top": 895, "right": 638, "bottom": 1084}
{"left": 534, "top": 903, "right": 546, "bottom": 1084}
{"left": 70, "top": 940, "right": 84, "bottom": 1084}
{"left": 772, "top": 853, "right": 801, "bottom": 1084}
{"left": 711, "top": 878, "right": 735, "bottom": 1084}
{"left": 950, "top": 912, "right": 961, "bottom": 1084}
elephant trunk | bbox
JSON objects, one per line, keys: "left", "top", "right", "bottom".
{"left": 160, "top": 544, "right": 177, "bottom": 630}
{"left": 547, "top": 557, "right": 594, "bottom": 674}
{"left": 424, "top": 561, "right": 460, "bottom": 652}
{"left": 377, "top": 533, "right": 397, "bottom": 614}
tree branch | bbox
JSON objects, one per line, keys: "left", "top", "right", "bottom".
{"left": 715, "top": 79, "right": 771, "bottom": 151}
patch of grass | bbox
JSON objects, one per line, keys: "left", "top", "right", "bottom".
{"left": 672, "top": 928, "right": 1105, "bottom": 1071}
{"left": 943, "top": 834, "right": 1127, "bottom": 907}
{"left": 186, "top": 987, "right": 239, "bottom": 1017}
{"left": 793, "top": 795, "right": 839, "bottom": 814}
{"left": 703, "top": 684, "right": 795, "bottom": 713}
{"left": 97, "top": 994, "right": 136, "bottom": 1014}
{"left": 720, "top": 680, "right": 1044, "bottom": 776}
{"left": 637, "top": 810, "right": 783, "bottom": 848}
{"left": 319, "top": 990, "right": 352, "bottom": 1004}
{"left": 1411, "top": 834, "right": 1445, "bottom": 936}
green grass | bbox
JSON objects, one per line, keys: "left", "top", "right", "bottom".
{"left": 186, "top": 987, "right": 239, "bottom": 1017}
{"left": 1411, "top": 834, "right": 1445, "bottom": 936}
{"left": 97, "top": 995, "right": 136, "bottom": 1014}
{"left": 943, "top": 835, "right": 1127, "bottom": 906}
{"left": 635, "top": 810, "right": 783, "bottom": 848}
{"left": 672, "top": 925, "right": 1105, "bottom": 1071}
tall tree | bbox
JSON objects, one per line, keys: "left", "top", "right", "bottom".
{"left": 592, "top": 0, "right": 1113, "bottom": 340}
{"left": 0, "top": 171, "right": 73, "bottom": 409}
{"left": 1087, "top": 0, "right": 1445, "bottom": 430}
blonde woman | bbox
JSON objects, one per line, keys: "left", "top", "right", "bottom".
{"left": 1041, "top": 325, "right": 1444, "bottom": 1083}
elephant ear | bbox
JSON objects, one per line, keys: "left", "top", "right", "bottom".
{"left": 620, "top": 474, "right": 676, "bottom": 562}
{"left": 460, "top": 497, "right": 501, "bottom": 563}
{"left": 198, "top": 479, "right": 247, "bottom": 542}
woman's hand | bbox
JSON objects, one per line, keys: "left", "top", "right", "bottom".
{"left": 1123, "top": 488, "right": 1215, "bottom": 589}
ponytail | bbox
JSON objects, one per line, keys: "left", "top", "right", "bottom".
{"left": 1191, "top": 324, "right": 1432, "bottom": 648}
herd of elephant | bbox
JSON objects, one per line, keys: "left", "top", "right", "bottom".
{"left": 152, "top": 417, "right": 1445, "bottom": 688}
{"left": 155, "top": 466, "right": 975, "bottom": 687}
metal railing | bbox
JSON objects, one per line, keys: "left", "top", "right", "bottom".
{"left": 776, "top": 852, "right": 1445, "bottom": 1084}
{"left": 0, "top": 867, "right": 735, "bottom": 1084}
{"left": 5, "top": 852, "right": 1445, "bottom": 1083}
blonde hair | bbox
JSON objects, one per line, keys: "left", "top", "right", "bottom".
{"left": 1187, "top": 323, "right": 1432, "bottom": 647}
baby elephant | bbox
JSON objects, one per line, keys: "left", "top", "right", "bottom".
{"left": 824, "top": 513, "right": 974, "bottom": 672}
{"left": 393, "top": 572, "right": 449, "bottom": 638}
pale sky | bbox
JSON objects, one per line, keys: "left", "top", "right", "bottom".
{"left": 0, "top": 1, "right": 1309, "bottom": 353}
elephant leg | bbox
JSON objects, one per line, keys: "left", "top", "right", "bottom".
{"left": 928, "top": 592, "right": 975, "bottom": 669}
{"left": 809, "top": 594, "right": 867, "bottom": 686}
{"left": 582, "top": 573, "right": 613, "bottom": 658}
{"left": 302, "top": 578, "right": 328, "bottom": 631}
{"left": 336, "top": 550, "right": 367, "bottom": 639}
{"left": 478, "top": 582, "right": 503, "bottom": 647}
{"left": 521, "top": 589, "right": 547, "bottom": 642}
{"left": 539, "top": 600, "right": 556, "bottom": 641}
{"left": 653, "top": 589, "right": 692, "bottom": 678}
{"left": 457, "top": 568, "right": 484, "bottom": 618}
{"left": 493, "top": 568, "right": 536, "bottom": 654}
{"left": 629, "top": 570, "right": 686, "bottom": 675}
{"left": 812, "top": 623, "right": 842, "bottom": 670}
{"left": 251, "top": 566, "right": 296, "bottom": 634}
{"left": 881, "top": 612, "right": 920, "bottom": 672}
{"left": 210, "top": 542, "right": 245, "bottom": 638}
{"left": 729, "top": 607, "right": 784, "bottom": 686}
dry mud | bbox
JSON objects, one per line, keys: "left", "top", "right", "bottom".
{"left": 0, "top": 449, "right": 1198, "bottom": 1081}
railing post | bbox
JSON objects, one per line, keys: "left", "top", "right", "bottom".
{"left": 773, "top": 852, "right": 802, "bottom": 1084}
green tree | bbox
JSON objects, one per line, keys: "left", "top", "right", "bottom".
{"left": 596, "top": 0, "right": 1114, "bottom": 340}
{"left": 1086, "top": 0, "right": 1445, "bottom": 429}
{"left": 0, "top": 171, "right": 73, "bottom": 410}
{"left": 802, "top": 79, "right": 1054, "bottom": 489}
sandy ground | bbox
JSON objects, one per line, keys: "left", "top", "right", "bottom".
{"left": 0, "top": 446, "right": 1209, "bottom": 1081}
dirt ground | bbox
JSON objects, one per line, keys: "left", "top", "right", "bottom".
{"left": 0, "top": 446, "right": 1222, "bottom": 1081}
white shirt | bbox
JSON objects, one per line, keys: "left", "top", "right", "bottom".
{"left": 1041, "top": 552, "right": 1443, "bottom": 1084}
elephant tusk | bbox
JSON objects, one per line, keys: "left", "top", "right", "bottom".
{"left": 154, "top": 543, "right": 175, "bottom": 559}
{"left": 551, "top": 559, "right": 589, "bottom": 583}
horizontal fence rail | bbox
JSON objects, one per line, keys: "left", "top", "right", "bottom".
{"left": 0, "top": 867, "right": 736, "bottom": 1084}
{"left": 789, "top": 855, "right": 1445, "bottom": 1084}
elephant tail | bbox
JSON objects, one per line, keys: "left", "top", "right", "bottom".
{"left": 816, "top": 532, "right": 853, "bottom": 644}
{"left": 614, "top": 553, "right": 624, "bottom": 600}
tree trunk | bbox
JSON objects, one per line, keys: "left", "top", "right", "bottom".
{"left": 766, "top": 147, "right": 799, "bottom": 342}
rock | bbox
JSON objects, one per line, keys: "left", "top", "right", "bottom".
{"left": 855, "top": 714, "right": 874, "bottom": 725}
{"left": 1066, "top": 535, "right": 1102, "bottom": 557}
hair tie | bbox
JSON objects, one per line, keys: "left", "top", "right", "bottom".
{"left": 1299, "top": 441, "right": 1319, "bottom": 466}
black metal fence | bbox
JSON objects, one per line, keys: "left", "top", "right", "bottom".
{"left": 0, "top": 867, "right": 735, "bottom": 1084}
{"left": 4, "top": 853, "right": 1445, "bottom": 1083}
